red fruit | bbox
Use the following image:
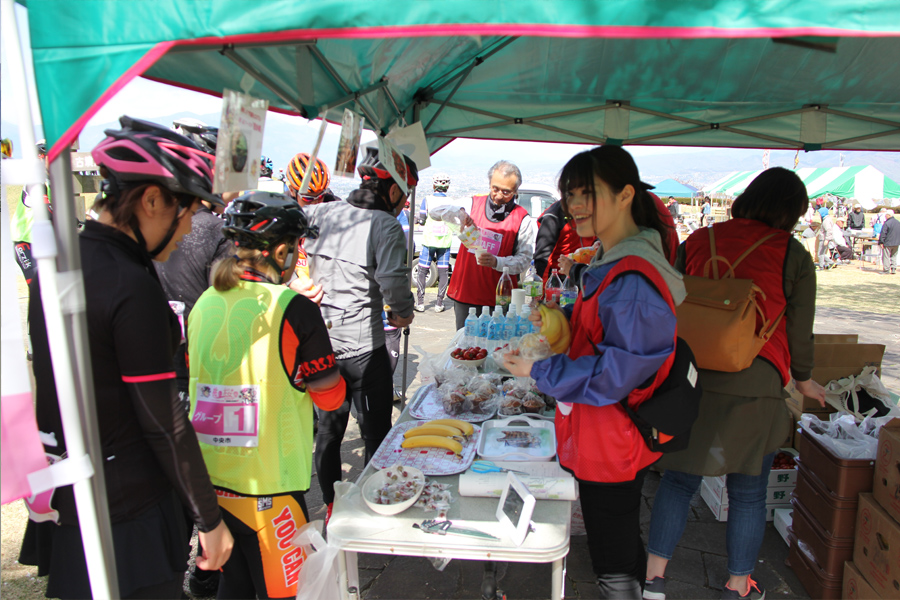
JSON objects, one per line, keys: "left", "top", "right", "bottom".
{"left": 476, "top": 349, "right": 488, "bottom": 359}
{"left": 464, "top": 350, "right": 477, "bottom": 360}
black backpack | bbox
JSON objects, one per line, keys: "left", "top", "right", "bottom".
{"left": 620, "top": 337, "right": 702, "bottom": 453}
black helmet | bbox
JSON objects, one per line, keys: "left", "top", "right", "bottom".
{"left": 357, "top": 145, "right": 418, "bottom": 190}
{"left": 222, "top": 191, "right": 318, "bottom": 250}
{"left": 172, "top": 118, "right": 219, "bottom": 154}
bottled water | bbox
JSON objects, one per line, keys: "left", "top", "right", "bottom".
{"left": 503, "top": 304, "right": 519, "bottom": 345}
{"left": 517, "top": 305, "right": 534, "bottom": 337}
{"left": 478, "top": 306, "right": 492, "bottom": 349}
{"left": 464, "top": 307, "right": 479, "bottom": 346}
{"left": 560, "top": 274, "right": 578, "bottom": 308}
{"left": 487, "top": 307, "right": 505, "bottom": 351}
{"left": 522, "top": 260, "right": 543, "bottom": 303}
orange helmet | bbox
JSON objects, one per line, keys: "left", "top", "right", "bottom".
{"left": 286, "top": 153, "right": 330, "bottom": 199}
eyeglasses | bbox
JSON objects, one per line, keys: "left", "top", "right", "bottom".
{"left": 490, "top": 185, "right": 516, "bottom": 198}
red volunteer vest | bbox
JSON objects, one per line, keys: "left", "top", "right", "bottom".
{"left": 542, "top": 221, "right": 595, "bottom": 281}
{"left": 556, "top": 256, "right": 677, "bottom": 483}
{"left": 683, "top": 219, "right": 792, "bottom": 384}
{"left": 448, "top": 195, "right": 528, "bottom": 306}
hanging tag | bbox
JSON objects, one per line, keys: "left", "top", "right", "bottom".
{"left": 214, "top": 89, "right": 269, "bottom": 194}
{"left": 334, "top": 109, "right": 364, "bottom": 179}
{"left": 376, "top": 136, "right": 410, "bottom": 195}
{"left": 240, "top": 72, "right": 255, "bottom": 94}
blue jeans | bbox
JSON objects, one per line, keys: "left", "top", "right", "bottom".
{"left": 647, "top": 452, "right": 775, "bottom": 576}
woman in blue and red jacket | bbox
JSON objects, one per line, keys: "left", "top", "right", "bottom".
{"left": 644, "top": 168, "right": 827, "bottom": 600}
{"left": 504, "top": 146, "right": 684, "bottom": 599}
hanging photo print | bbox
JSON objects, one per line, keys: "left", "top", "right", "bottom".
{"left": 377, "top": 136, "right": 410, "bottom": 195}
{"left": 334, "top": 108, "right": 364, "bottom": 178}
{"left": 214, "top": 89, "right": 269, "bottom": 193}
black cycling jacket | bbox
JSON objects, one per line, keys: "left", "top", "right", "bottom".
{"left": 29, "top": 220, "right": 221, "bottom": 531}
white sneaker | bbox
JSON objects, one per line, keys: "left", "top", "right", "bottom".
{"left": 414, "top": 303, "right": 425, "bottom": 312}
{"left": 434, "top": 305, "right": 446, "bottom": 313}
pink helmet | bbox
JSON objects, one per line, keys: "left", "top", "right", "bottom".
{"left": 92, "top": 116, "right": 223, "bottom": 207}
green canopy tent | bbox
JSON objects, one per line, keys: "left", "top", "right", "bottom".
{"left": 6, "top": 2, "right": 900, "bottom": 597}
{"left": 806, "top": 165, "right": 900, "bottom": 208}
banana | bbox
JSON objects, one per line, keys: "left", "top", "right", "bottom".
{"left": 425, "top": 419, "right": 475, "bottom": 437}
{"left": 403, "top": 423, "right": 464, "bottom": 438}
{"left": 400, "top": 435, "right": 463, "bottom": 455}
{"left": 539, "top": 304, "right": 561, "bottom": 341}
{"left": 550, "top": 327, "right": 571, "bottom": 354}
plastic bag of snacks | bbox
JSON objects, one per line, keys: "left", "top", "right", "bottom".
{"left": 465, "top": 376, "right": 502, "bottom": 415}
{"left": 516, "top": 333, "right": 553, "bottom": 361}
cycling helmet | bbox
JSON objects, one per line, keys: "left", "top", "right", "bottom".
{"left": 286, "top": 153, "right": 330, "bottom": 198}
{"left": 432, "top": 172, "right": 450, "bottom": 193}
{"left": 357, "top": 145, "right": 419, "bottom": 190}
{"left": 260, "top": 156, "right": 274, "bottom": 178}
{"left": 93, "top": 115, "right": 222, "bottom": 208}
{"left": 222, "top": 191, "right": 319, "bottom": 281}
{"left": 0, "top": 138, "right": 11, "bottom": 159}
{"left": 172, "top": 118, "right": 219, "bottom": 154}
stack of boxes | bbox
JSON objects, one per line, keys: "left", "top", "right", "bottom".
{"left": 787, "top": 427, "right": 876, "bottom": 598}
{"left": 846, "top": 419, "right": 900, "bottom": 599}
{"left": 700, "top": 448, "right": 798, "bottom": 522}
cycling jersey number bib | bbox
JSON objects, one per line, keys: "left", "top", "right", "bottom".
{"left": 193, "top": 383, "right": 260, "bottom": 447}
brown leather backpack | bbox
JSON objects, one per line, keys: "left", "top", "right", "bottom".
{"left": 676, "top": 228, "right": 786, "bottom": 372}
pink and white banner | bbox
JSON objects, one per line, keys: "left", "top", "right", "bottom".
{"left": 1, "top": 202, "right": 48, "bottom": 504}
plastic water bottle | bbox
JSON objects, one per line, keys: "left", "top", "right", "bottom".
{"left": 503, "top": 304, "right": 518, "bottom": 345}
{"left": 560, "top": 274, "right": 578, "bottom": 308}
{"left": 496, "top": 267, "right": 513, "bottom": 310}
{"left": 488, "top": 307, "right": 505, "bottom": 351}
{"left": 517, "top": 305, "right": 534, "bottom": 337}
{"left": 545, "top": 268, "right": 563, "bottom": 304}
{"left": 478, "top": 306, "right": 492, "bottom": 349}
{"left": 522, "top": 261, "right": 543, "bottom": 303}
{"left": 464, "top": 307, "right": 479, "bottom": 347}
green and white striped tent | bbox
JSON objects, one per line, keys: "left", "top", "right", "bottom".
{"left": 703, "top": 165, "right": 900, "bottom": 208}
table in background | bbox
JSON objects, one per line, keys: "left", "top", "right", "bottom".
{"left": 328, "top": 386, "right": 572, "bottom": 600}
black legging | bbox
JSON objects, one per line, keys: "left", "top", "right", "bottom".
{"left": 578, "top": 466, "right": 650, "bottom": 599}
{"left": 314, "top": 345, "right": 394, "bottom": 504}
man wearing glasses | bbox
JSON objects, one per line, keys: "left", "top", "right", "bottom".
{"left": 433, "top": 160, "right": 536, "bottom": 331}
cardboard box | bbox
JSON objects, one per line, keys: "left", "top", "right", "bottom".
{"left": 844, "top": 561, "right": 882, "bottom": 600}
{"left": 816, "top": 333, "right": 860, "bottom": 344}
{"left": 874, "top": 419, "right": 900, "bottom": 525}
{"left": 774, "top": 508, "right": 793, "bottom": 546}
{"left": 703, "top": 475, "right": 794, "bottom": 505}
{"left": 704, "top": 448, "right": 799, "bottom": 492}
{"left": 699, "top": 479, "right": 783, "bottom": 523}
{"left": 785, "top": 343, "right": 886, "bottom": 413}
{"left": 853, "top": 493, "right": 900, "bottom": 599}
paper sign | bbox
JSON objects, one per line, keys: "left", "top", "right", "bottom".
{"left": 334, "top": 109, "right": 364, "bottom": 178}
{"left": 386, "top": 122, "right": 431, "bottom": 172}
{"left": 192, "top": 384, "right": 260, "bottom": 447}
{"left": 377, "top": 136, "right": 410, "bottom": 195}
{"left": 214, "top": 89, "right": 269, "bottom": 194}
{"left": 480, "top": 230, "right": 503, "bottom": 255}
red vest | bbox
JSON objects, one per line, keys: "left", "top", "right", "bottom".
{"left": 556, "top": 256, "right": 677, "bottom": 483}
{"left": 683, "top": 219, "right": 792, "bottom": 385}
{"left": 448, "top": 195, "right": 528, "bottom": 306}
{"left": 542, "top": 220, "right": 595, "bottom": 281}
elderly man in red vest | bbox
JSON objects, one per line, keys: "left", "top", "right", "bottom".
{"left": 429, "top": 160, "right": 536, "bottom": 331}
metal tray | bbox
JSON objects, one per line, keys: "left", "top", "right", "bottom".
{"left": 409, "top": 384, "right": 497, "bottom": 423}
{"left": 370, "top": 420, "right": 481, "bottom": 476}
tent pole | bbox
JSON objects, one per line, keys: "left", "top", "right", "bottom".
{"left": 424, "top": 60, "right": 478, "bottom": 133}
{"left": 48, "top": 150, "right": 121, "bottom": 596}
{"left": 308, "top": 46, "right": 382, "bottom": 132}
{"left": 400, "top": 184, "right": 415, "bottom": 412}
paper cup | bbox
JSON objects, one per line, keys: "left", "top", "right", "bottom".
{"left": 511, "top": 288, "right": 526, "bottom": 310}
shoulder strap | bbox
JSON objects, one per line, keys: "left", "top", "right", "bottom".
{"left": 702, "top": 227, "right": 778, "bottom": 280}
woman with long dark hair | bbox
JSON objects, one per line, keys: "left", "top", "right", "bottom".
{"left": 644, "top": 168, "right": 826, "bottom": 600}
{"left": 504, "top": 145, "right": 684, "bottom": 598}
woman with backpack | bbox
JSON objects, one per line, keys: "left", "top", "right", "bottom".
{"left": 503, "top": 145, "right": 685, "bottom": 598}
{"left": 643, "top": 168, "right": 827, "bottom": 600}
{"left": 187, "top": 192, "right": 346, "bottom": 599}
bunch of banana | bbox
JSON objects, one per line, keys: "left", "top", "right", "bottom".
{"left": 400, "top": 419, "right": 473, "bottom": 455}
{"left": 538, "top": 304, "right": 571, "bottom": 354}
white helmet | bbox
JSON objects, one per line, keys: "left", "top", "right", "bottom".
{"left": 432, "top": 172, "right": 450, "bottom": 192}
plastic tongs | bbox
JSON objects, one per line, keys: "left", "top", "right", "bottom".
{"left": 413, "top": 519, "right": 500, "bottom": 540}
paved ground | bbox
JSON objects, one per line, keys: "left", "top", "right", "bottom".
{"left": 289, "top": 290, "right": 898, "bottom": 600}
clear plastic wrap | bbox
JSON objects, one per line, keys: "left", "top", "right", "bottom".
{"left": 516, "top": 333, "right": 553, "bottom": 361}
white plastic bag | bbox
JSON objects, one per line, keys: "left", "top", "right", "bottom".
{"left": 799, "top": 413, "right": 893, "bottom": 460}
{"left": 823, "top": 366, "right": 899, "bottom": 421}
{"left": 292, "top": 521, "right": 341, "bottom": 600}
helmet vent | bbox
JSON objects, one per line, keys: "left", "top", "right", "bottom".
{"left": 107, "top": 146, "right": 148, "bottom": 163}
